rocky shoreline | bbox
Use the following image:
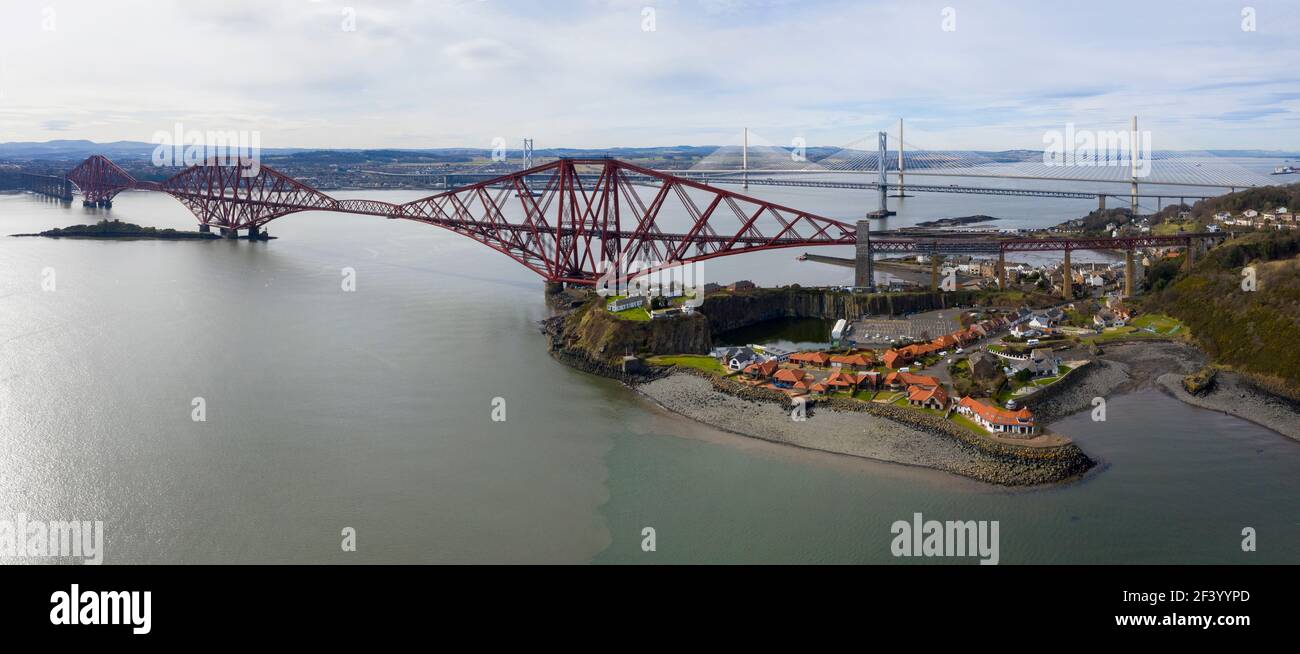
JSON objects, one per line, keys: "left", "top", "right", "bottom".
{"left": 634, "top": 371, "right": 1094, "bottom": 487}
{"left": 1020, "top": 340, "right": 1300, "bottom": 442}
{"left": 1156, "top": 370, "right": 1300, "bottom": 442}
{"left": 541, "top": 296, "right": 1299, "bottom": 486}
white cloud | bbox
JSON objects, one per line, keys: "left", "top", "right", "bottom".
{"left": 0, "top": 0, "right": 1295, "bottom": 149}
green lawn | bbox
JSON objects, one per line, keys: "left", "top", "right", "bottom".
{"left": 605, "top": 296, "right": 651, "bottom": 321}
{"left": 1130, "top": 313, "right": 1183, "bottom": 334}
{"left": 1083, "top": 314, "right": 1187, "bottom": 344}
{"left": 949, "top": 414, "right": 989, "bottom": 436}
{"left": 646, "top": 355, "right": 725, "bottom": 374}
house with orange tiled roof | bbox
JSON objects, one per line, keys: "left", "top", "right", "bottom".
{"left": 854, "top": 371, "right": 881, "bottom": 390}
{"left": 907, "top": 385, "right": 950, "bottom": 411}
{"left": 742, "top": 359, "right": 779, "bottom": 380}
{"left": 932, "top": 334, "right": 959, "bottom": 349}
{"left": 808, "top": 381, "right": 830, "bottom": 395}
{"left": 882, "top": 349, "right": 910, "bottom": 369}
{"left": 829, "top": 353, "right": 874, "bottom": 370}
{"left": 823, "top": 370, "right": 857, "bottom": 391}
{"left": 956, "top": 397, "right": 1037, "bottom": 436}
{"left": 772, "top": 368, "right": 808, "bottom": 389}
{"left": 789, "top": 351, "right": 831, "bottom": 367}
{"left": 885, "top": 371, "right": 941, "bottom": 390}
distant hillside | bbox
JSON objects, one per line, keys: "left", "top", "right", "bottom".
{"left": 1142, "top": 229, "right": 1300, "bottom": 399}
{"left": 1184, "top": 183, "right": 1300, "bottom": 220}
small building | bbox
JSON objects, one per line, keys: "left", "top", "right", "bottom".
{"left": 758, "top": 345, "right": 794, "bottom": 362}
{"left": 907, "top": 384, "right": 950, "bottom": 411}
{"left": 790, "top": 351, "right": 832, "bottom": 367}
{"left": 742, "top": 359, "right": 779, "bottom": 380}
{"left": 1093, "top": 308, "right": 1127, "bottom": 329}
{"left": 829, "top": 353, "right": 874, "bottom": 370}
{"left": 714, "top": 346, "right": 762, "bottom": 371}
{"left": 1010, "top": 324, "right": 1041, "bottom": 339}
{"left": 967, "top": 352, "right": 999, "bottom": 380}
{"left": 831, "top": 319, "right": 848, "bottom": 342}
{"left": 608, "top": 296, "right": 645, "bottom": 312}
{"left": 881, "top": 349, "right": 908, "bottom": 369}
{"left": 885, "top": 371, "right": 941, "bottom": 390}
{"left": 772, "top": 368, "right": 807, "bottom": 389}
{"left": 824, "top": 371, "right": 858, "bottom": 393}
{"left": 650, "top": 307, "right": 682, "bottom": 320}
{"left": 1014, "top": 348, "right": 1060, "bottom": 378}
{"left": 727, "top": 280, "right": 756, "bottom": 292}
{"left": 956, "top": 397, "right": 1037, "bottom": 436}
{"left": 854, "top": 371, "right": 881, "bottom": 390}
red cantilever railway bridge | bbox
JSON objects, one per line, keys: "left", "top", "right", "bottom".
{"left": 62, "top": 155, "right": 1220, "bottom": 287}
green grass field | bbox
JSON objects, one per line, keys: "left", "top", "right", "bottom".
{"left": 1084, "top": 313, "right": 1186, "bottom": 344}
{"left": 605, "top": 296, "right": 651, "bottom": 321}
{"left": 1130, "top": 313, "right": 1183, "bottom": 333}
{"left": 949, "top": 414, "right": 989, "bottom": 435}
{"left": 645, "top": 355, "right": 725, "bottom": 374}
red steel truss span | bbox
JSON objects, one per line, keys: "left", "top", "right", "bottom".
{"left": 63, "top": 155, "right": 1213, "bottom": 285}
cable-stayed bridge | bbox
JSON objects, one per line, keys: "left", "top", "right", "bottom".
{"left": 359, "top": 120, "right": 1274, "bottom": 216}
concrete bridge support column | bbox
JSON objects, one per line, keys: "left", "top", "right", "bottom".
{"left": 1062, "top": 248, "right": 1072, "bottom": 300}
{"left": 199, "top": 224, "right": 210, "bottom": 233}
{"left": 854, "top": 220, "right": 874, "bottom": 290}
{"left": 221, "top": 227, "right": 236, "bottom": 239}
{"left": 1125, "top": 249, "right": 1136, "bottom": 298}
{"left": 247, "top": 227, "right": 260, "bottom": 240}
{"left": 1184, "top": 238, "right": 1196, "bottom": 271}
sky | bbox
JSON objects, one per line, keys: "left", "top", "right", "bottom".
{"left": 0, "top": 0, "right": 1297, "bottom": 151}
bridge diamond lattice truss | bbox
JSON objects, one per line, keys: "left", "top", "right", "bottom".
{"left": 63, "top": 155, "right": 860, "bottom": 284}
{"left": 60, "top": 155, "right": 1218, "bottom": 285}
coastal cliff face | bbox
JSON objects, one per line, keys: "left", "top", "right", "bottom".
{"left": 698, "top": 287, "right": 982, "bottom": 333}
{"left": 542, "top": 298, "right": 711, "bottom": 371}
{"left": 542, "top": 287, "right": 985, "bottom": 372}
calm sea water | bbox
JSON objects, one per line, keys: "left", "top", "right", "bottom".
{"left": 1, "top": 161, "right": 1297, "bottom": 563}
